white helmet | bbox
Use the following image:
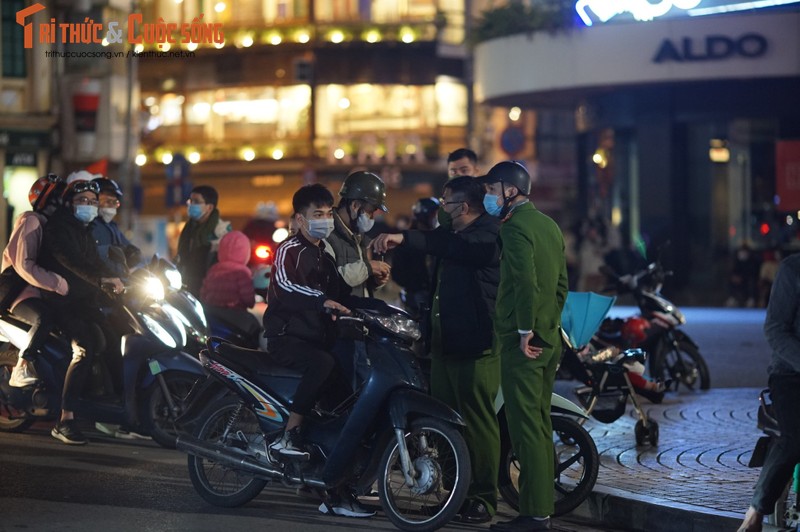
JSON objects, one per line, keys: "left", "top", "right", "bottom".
{"left": 66, "top": 170, "right": 100, "bottom": 185}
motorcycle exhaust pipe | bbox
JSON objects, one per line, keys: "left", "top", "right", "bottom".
{"left": 175, "top": 435, "right": 326, "bottom": 489}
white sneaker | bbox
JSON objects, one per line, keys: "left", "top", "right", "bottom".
{"left": 9, "top": 362, "right": 37, "bottom": 387}
{"left": 319, "top": 494, "right": 376, "bottom": 518}
{"left": 114, "top": 427, "right": 152, "bottom": 440}
{"left": 268, "top": 428, "right": 310, "bottom": 460}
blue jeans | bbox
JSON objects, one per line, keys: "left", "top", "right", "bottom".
{"left": 751, "top": 373, "right": 800, "bottom": 514}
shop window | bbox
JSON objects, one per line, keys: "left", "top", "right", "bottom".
{"left": 2, "top": 0, "right": 27, "bottom": 78}
{"left": 314, "top": 0, "right": 436, "bottom": 22}
{"left": 536, "top": 109, "right": 576, "bottom": 166}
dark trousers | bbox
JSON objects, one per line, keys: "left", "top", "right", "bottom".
{"left": 752, "top": 373, "right": 800, "bottom": 514}
{"left": 54, "top": 303, "right": 106, "bottom": 413}
{"left": 268, "top": 336, "right": 351, "bottom": 416}
{"left": 11, "top": 298, "right": 56, "bottom": 360}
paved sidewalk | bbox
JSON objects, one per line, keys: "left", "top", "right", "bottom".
{"left": 557, "top": 385, "right": 785, "bottom": 531}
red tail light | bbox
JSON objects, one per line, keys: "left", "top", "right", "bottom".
{"left": 255, "top": 244, "right": 272, "bottom": 260}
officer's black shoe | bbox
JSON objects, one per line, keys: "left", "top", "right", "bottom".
{"left": 459, "top": 500, "right": 492, "bottom": 524}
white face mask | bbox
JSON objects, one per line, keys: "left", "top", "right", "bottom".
{"left": 357, "top": 212, "right": 374, "bottom": 233}
{"left": 99, "top": 207, "right": 117, "bottom": 223}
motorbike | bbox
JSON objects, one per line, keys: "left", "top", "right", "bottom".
{"left": 0, "top": 268, "right": 203, "bottom": 448}
{"left": 747, "top": 389, "right": 799, "bottom": 529}
{"left": 595, "top": 259, "right": 711, "bottom": 390}
{"left": 175, "top": 303, "right": 472, "bottom": 532}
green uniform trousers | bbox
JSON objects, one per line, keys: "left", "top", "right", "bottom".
{"left": 430, "top": 353, "right": 501, "bottom": 513}
{"left": 500, "top": 342, "right": 559, "bottom": 517}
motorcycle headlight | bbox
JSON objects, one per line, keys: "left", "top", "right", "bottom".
{"left": 185, "top": 292, "right": 207, "bottom": 328}
{"left": 164, "top": 268, "right": 182, "bottom": 290}
{"left": 141, "top": 312, "right": 177, "bottom": 348}
{"left": 162, "top": 304, "right": 189, "bottom": 347}
{"left": 375, "top": 313, "right": 421, "bottom": 342}
{"left": 144, "top": 276, "right": 165, "bottom": 301}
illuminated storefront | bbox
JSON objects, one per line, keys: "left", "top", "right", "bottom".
{"left": 136, "top": 0, "right": 471, "bottom": 226}
{"left": 475, "top": 2, "right": 800, "bottom": 301}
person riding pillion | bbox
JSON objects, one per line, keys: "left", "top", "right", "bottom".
{"left": 90, "top": 177, "right": 142, "bottom": 277}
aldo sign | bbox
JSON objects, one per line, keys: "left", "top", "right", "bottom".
{"left": 653, "top": 33, "right": 768, "bottom": 63}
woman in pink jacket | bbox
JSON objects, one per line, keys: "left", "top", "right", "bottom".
{"left": 2, "top": 175, "right": 69, "bottom": 387}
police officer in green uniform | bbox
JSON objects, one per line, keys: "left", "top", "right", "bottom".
{"left": 480, "top": 162, "right": 568, "bottom": 532}
{"left": 371, "top": 176, "right": 501, "bottom": 523}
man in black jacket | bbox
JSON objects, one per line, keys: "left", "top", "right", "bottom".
{"left": 372, "top": 176, "right": 501, "bottom": 524}
{"left": 38, "top": 180, "right": 124, "bottom": 445}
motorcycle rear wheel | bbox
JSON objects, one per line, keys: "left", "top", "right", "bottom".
{"left": 378, "top": 417, "right": 470, "bottom": 532}
{"left": 0, "top": 348, "right": 34, "bottom": 433}
{"left": 187, "top": 397, "right": 268, "bottom": 507}
{"left": 499, "top": 415, "right": 599, "bottom": 516}
{"left": 142, "top": 371, "right": 199, "bottom": 449}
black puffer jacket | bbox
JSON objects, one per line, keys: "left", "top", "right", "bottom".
{"left": 38, "top": 207, "right": 115, "bottom": 308}
{"left": 403, "top": 213, "right": 500, "bottom": 358}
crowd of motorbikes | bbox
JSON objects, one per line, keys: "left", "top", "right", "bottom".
{"left": 0, "top": 248, "right": 714, "bottom": 532}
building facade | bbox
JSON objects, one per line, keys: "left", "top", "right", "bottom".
{"left": 475, "top": 3, "right": 800, "bottom": 302}
{"left": 136, "top": 0, "right": 473, "bottom": 228}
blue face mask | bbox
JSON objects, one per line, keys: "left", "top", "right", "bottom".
{"left": 74, "top": 204, "right": 98, "bottom": 224}
{"left": 483, "top": 194, "right": 503, "bottom": 217}
{"left": 187, "top": 204, "right": 204, "bottom": 220}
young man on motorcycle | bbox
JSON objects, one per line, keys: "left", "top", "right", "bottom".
{"left": 738, "top": 253, "right": 800, "bottom": 532}
{"left": 2, "top": 175, "right": 69, "bottom": 387}
{"left": 480, "top": 161, "right": 568, "bottom": 532}
{"left": 371, "top": 176, "right": 502, "bottom": 524}
{"left": 38, "top": 179, "right": 124, "bottom": 445}
{"left": 261, "top": 184, "right": 375, "bottom": 518}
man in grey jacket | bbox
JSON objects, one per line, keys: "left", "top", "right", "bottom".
{"left": 738, "top": 253, "right": 800, "bottom": 532}
{"left": 326, "top": 171, "right": 391, "bottom": 386}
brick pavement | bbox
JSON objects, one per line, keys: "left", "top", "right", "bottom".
{"left": 559, "top": 385, "right": 770, "bottom": 530}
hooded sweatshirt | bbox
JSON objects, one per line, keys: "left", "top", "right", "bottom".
{"left": 200, "top": 230, "right": 255, "bottom": 309}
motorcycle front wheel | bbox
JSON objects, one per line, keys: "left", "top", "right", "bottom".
{"left": 652, "top": 335, "right": 710, "bottom": 391}
{"left": 378, "top": 417, "right": 470, "bottom": 532}
{"left": 499, "top": 415, "right": 599, "bottom": 516}
{"left": 142, "top": 371, "right": 199, "bottom": 448}
{"left": 0, "top": 348, "right": 34, "bottom": 433}
{"left": 187, "top": 396, "right": 268, "bottom": 507}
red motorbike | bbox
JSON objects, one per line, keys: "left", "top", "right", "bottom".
{"left": 593, "top": 260, "right": 711, "bottom": 391}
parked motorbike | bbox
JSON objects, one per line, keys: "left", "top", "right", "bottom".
{"left": 0, "top": 268, "right": 203, "bottom": 448}
{"left": 747, "top": 389, "right": 799, "bottom": 529}
{"left": 175, "top": 303, "right": 472, "bottom": 532}
{"left": 595, "top": 260, "right": 710, "bottom": 390}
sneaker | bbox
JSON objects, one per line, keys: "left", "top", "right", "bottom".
{"left": 319, "top": 493, "right": 376, "bottom": 518}
{"left": 51, "top": 420, "right": 88, "bottom": 445}
{"left": 94, "top": 422, "right": 118, "bottom": 436}
{"left": 268, "top": 427, "right": 310, "bottom": 460}
{"left": 114, "top": 426, "right": 152, "bottom": 440}
{"left": 9, "top": 362, "right": 37, "bottom": 388}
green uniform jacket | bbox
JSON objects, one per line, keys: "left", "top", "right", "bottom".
{"left": 494, "top": 202, "right": 568, "bottom": 352}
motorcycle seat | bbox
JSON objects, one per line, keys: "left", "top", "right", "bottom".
{"left": 215, "top": 342, "right": 303, "bottom": 379}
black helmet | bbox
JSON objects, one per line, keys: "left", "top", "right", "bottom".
{"left": 479, "top": 161, "right": 531, "bottom": 195}
{"left": 339, "top": 171, "right": 388, "bottom": 212}
{"left": 92, "top": 177, "right": 123, "bottom": 198}
{"left": 412, "top": 197, "right": 440, "bottom": 220}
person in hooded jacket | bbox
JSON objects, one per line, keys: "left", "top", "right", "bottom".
{"left": 38, "top": 179, "right": 124, "bottom": 445}
{"left": 2, "top": 175, "right": 70, "bottom": 387}
{"left": 200, "top": 230, "right": 260, "bottom": 336}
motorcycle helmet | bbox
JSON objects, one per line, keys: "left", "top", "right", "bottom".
{"left": 339, "top": 171, "right": 388, "bottom": 212}
{"left": 92, "top": 177, "right": 123, "bottom": 199}
{"left": 478, "top": 161, "right": 531, "bottom": 195}
{"left": 66, "top": 169, "right": 99, "bottom": 185}
{"left": 28, "top": 174, "right": 62, "bottom": 211}
{"left": 621, "top": 316, "right": 650, "bottom": 345}
{"left": 412, "top": 197, "right": 440, "bottom": 221}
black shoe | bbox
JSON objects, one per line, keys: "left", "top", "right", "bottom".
{"left": 459, "top": 500, "right": 492, "bottom": 524}
{"left": 636, "top": 386, "right": 665, "bottom": 404}
{"left": 490, "top": 516, "right": 551, "bottom": 531}
{"left": 51, "top": 420, "right": 88, "bottom": 445}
